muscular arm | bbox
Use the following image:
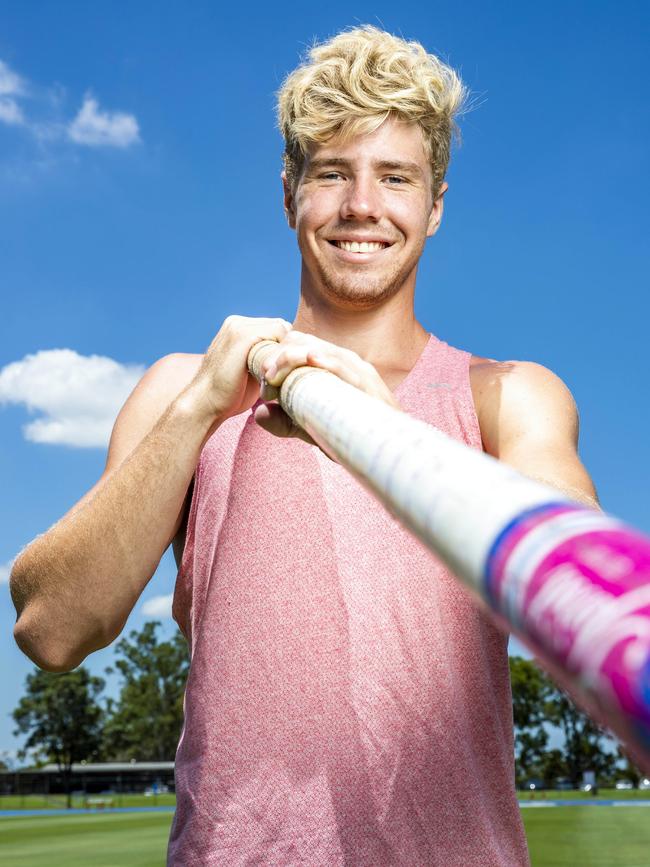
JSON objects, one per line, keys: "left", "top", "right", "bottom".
{"left": 9, "top": 316, "right": 292, "bottom": 672}
{"left": 475, "top": 360, "right": 600, "bottom": 510}
{"left": 10, "top": 354, "right": 209, "bottom": 671}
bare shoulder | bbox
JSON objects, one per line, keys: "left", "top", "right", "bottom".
{"left": 104, "top": 352, "right": 204, "bottom": 473}
{"left": 145, "top": 352, "right": 205, "bottom": 401}
{"left": 469, "top": 355, "right": 579, "bottom": 457}
{"left": 468, "top": 354, "right": 512, "bottom": 422}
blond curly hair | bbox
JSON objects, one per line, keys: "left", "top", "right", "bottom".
{"left": 277, "top": 26, "right": 468, "bottom": 194}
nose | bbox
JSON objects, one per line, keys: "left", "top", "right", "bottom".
{"left": 340, "top": 174, "right": 382, "bottom": 222}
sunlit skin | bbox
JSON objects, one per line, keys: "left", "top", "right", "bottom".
{"left": 285, "top": 117, "right": 448, "bottom": 316}
{"left": 251, "top": 118, "right": 597, "bottom": 516}
{"left": 8, "top": 114, "right": 599, "bottom": 677}
{"left": 254, "top": 117, "right": 450, "bottom": 439}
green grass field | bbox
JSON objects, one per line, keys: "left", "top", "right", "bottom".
{"left": 523, "top": 807, "right": 650, "bottom": 866}
{"left": 0, "top": 793, "right": 177, "bottom": 810}
{"left": 517, "top": 787, "right": 650, "bottom": 801}
{"left": 3, "top": 787, "right": 648, "bottom": 812}
{"left": 0, "top": 812, "right": 173, "bottom": 867}
{"left": 2, "top": 804, "right": 650, "bottom": 865}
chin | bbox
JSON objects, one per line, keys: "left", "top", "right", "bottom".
{"left": 324, "top": 283, "right": 398, "bottom": 309}
{"left": 316, "top": 266, "right": 414, "bottom": 309}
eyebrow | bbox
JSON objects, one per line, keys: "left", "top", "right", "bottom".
{"left": 307, "top": 157, "right": 424, "bottom": 177}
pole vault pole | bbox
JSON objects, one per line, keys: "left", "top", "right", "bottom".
{"left": 248, "top": 340, "right": 650, "bottom": 773}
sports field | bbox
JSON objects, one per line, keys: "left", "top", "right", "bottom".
{"left": 2, "top": 804, "right": 650, "bottom": 865}
{"left": 523, "top": 807, "right": 650, "bottom": 865}
{"left": 0, "top": 811, "right": 173, "bottom": 867}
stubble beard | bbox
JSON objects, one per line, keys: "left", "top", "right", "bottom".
{"left": 312, "top": 247, "right": 421, "bottom": 310}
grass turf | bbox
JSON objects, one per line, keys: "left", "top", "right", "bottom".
{"left": 0, "top": 793, "right": 177, "bottom": 810}
{"left": 517, "top": 788, "right": 650, "bottom": 801}
{"left": 522, "top": 806, "right": 650, "bottom": 866}
{"left": 2, "top": 805, "right": 650, "bottom": 865}
{"left": 3, "top": 788, "right": 649, "bottom": 812}
{"left": 0, "top": 811, "right": 173, "bottom": 866}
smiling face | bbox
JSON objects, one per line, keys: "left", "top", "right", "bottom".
{"left": 284, "top": 117, "right": 447, "bottom": 310}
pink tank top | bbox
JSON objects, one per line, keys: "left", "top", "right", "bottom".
{"left": 169, "top": 334, "right": 530, "bottom": 866}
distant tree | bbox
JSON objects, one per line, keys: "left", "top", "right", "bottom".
{"left": 12, "top": 667, "right": 105, "bottom": 808}
{"left": 509, "top": 656, "right": 619, "bottom": 788}
{"left": 103, "top": 621, "right": 189, "bottom": 761}
{"left": 539, "top": 748, "right": 567, "bottom": 788}
{"left": 616, "top": 746, "right": 643, "bottom": 786}
{"left": 509, "top": 656, "right": 552, "bottom": 784}
{"left": 545, "top": 685, "right": 617, "bottom": 786}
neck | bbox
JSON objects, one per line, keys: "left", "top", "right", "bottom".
{"left": 292, "top": 273, "right": 430, "bottom": 385}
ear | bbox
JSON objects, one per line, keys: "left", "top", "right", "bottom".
{"left": 426, "top": 181, "right": 448, "bottom": 238}
{"left": 282, "top": 171, "right": 296, "bottom": 229}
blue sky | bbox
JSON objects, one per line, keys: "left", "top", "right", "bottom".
{"left": 1, "top": 1, "right": 648, "bottom": 760}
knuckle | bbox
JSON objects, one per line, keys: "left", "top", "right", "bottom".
{"left": 221, "top": 315, "right": 245, "bottom": 337}
{"left": 270, "top": 350, "right": 287, "bottom": 370}
{"left": 282, "top": 346, "right": 302, "bottom": 365}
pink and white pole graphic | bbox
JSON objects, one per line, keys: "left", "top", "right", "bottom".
{"left": 249, "top": 342, "right": 650, "bottom": 772}
{"left": 485, "top": 504, "right": 650, "bottom": 772}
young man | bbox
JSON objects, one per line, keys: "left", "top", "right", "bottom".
{"left": 11, "top": 27, "right": 598, "bottom": 865}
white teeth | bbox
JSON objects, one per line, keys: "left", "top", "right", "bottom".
{"left": 336, "top": 240, "right": 385, "bottom": 253}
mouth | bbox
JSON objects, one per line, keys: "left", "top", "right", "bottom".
{"left": 328, "top": 240, "right": 392, "bottom": 254}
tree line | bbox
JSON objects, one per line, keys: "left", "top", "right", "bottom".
{"left": 10, "top": 624, "right": 643, "bottom": 803}
{"left": 11, "top": 621, "right": 188, "bottom": 805}
{"left": 509, "top": 655, "right": 642, "bottom": 788}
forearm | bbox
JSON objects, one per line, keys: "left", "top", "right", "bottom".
{"left": 10, "top": 384, "right": 215, "bottom": 671}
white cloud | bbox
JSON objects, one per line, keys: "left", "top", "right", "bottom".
{"left": 0, "top": 349, "right": 145, "bottom": 448}
{"left": 0, "top": 58, "right": 141, "bottom": 148}
{"left": 0, "top": 560, "right": 13, "bottom": 584}
{"left": 0, "top": 59, "right": 25, "bottom": 97}
{"left": 68, "top": 95, "right": 140, "bottom": 148}
{"left": 0, "top": 60, "right": 26, "bottom": 127}
{"left": 141, "top": 594, "right": 174, "bottom": 619}
{"left": 0, "top": 97, "right": 24, "bottom": 125}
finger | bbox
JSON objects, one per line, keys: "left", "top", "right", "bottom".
{"left": 249, "top": 318, "right": 293, "bottom": 346}
{"left": 261, "top": 345, "right": 315, "bottom": 386}
{"left": 220, "top": 315, "right": 292, "bottom": 343}
{"left": 279, "top": 329, "right": 311, "bottom": 344}
{"left": 253, "top": 403, "right": 316, "bottom": 447}
{"left": 308, "top": 352, "right": 401, "bottom": 409}
{"left": 305, "top": 352, "right": 364, "bottom": 390}
{"left": 275, "top": 330, "right": 338, "bottom": 353}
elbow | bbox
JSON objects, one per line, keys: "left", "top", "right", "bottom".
{"left": 10, "top": 557, "right": 123, "bottom": 671}
{"left": 10, "top": 559, "right": 80, "bottom": 671}
{"left": 13, "top": 609, "right": 87, "bottom": 672}
{"left": 13, "top": 602, "right": 117, "bottom": 673}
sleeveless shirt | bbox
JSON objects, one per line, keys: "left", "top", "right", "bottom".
{"left": 168, "top": 334, "right": 530, "bottom": 866}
